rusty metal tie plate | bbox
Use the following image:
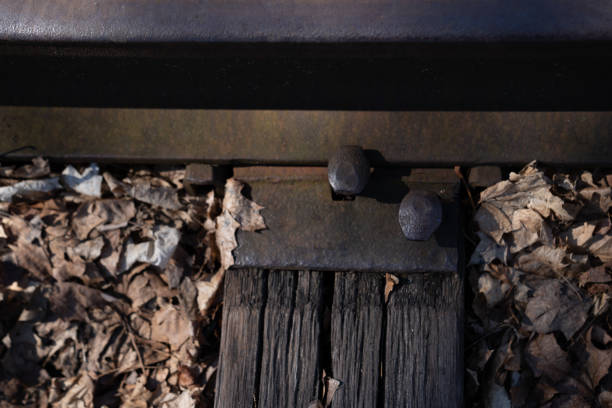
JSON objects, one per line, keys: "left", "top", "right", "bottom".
{"left": 233, "top": 172, "right": 460, "bottom": 273}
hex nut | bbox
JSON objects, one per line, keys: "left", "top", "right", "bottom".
{"left": 327, "top": 145, "right": 370, "bottom": 195}
{"left": 398, "top": 190, "right": 443, "bottom": 241}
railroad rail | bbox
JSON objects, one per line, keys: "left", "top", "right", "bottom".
{"left": 2, "top": 1, "right": 612, "bottom": 406}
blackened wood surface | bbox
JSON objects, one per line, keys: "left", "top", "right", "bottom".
{"left": 330, "top": 272, "right": 385, "bottom": 408}
{"left": 258, "top": 270, "right": 325, "bottom": 407}
{"left": 216, "top": 270, "right": 463, "bottom": 408}
{"left": 214, "top": 268, "right": 267, "bottom": 408}
{"left": 384, "top": 273, "right": 464, "bottom": 408}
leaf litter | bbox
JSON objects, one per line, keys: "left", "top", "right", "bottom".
{"left": 467, "top": 161, "right": 612, "bottom": 407}
{"left": 0, "top": 158, "right": 265, "bottom": 407}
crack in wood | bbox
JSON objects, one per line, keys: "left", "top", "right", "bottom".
{"left": 215, "top": 269, "right": 462, "bottom": 408}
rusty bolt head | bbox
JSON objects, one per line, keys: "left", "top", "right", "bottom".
{"left": 328, "top": 145, "right": 370, "bottom": 195}
{"left": 398, "top": 190, "right": 442, "bottom": 241}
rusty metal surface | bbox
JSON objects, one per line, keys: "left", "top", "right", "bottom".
{"left": 1, "top": 0, "right": 612, "bottom": 45}
{"left": 233, "top": 167, "right": 328, "bottom": 182}
{"left": 1, "top": 107, "right": 612, "bottom": 166}
{"left": 233, "top": 177, "right": 459, "bottom": 273}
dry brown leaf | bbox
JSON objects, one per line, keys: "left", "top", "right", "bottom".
{"left": 62, "top": 164, "right": 103, "bottom": 198}
{"left": 469, "top": 232, "right": 509, "bottom": 265}
{"left": 525, "top": 334, "right": 570, "bottom": 383}
{"left": 578, "top": 266, "right": 611, "bottom": 287}
{"left": 585, "top": 327, "right": 612, "bottom": 388}
{"left": 0, "top": 177, "right": 62, "bottom": 202}
{"left": 72, "top": 199, "right": 136, "bottom": 240}
{"left": 195, "top": 270, "right": 225, "bottom": 314}
{"left": 223, "top": 178, "right": 266, "bottom": 232}
{"left": 10, "top": 157, "right": 50, "bottom": 179}
{"left": 127, "top": 271, "right": 172, "bottom": 310}
{"left": 474, "top": 202, "right": 511, "bottom": 244}
{"left": 479, "top": 162, "right": 576, "bottom": 226}
{"left": 215, "top": 210, "right": 239, "bottom": 272}
{"left": 99, "top": 229, "right": 122, "bottom": 276}
{"left": 51, "top": 254, "right": 86, "bottom": 282}
{"left": 9, "top": 241, "right": 52, "bottom": 281}
{"left": 525, "top": 279, "right": 590, "bottom": 339}
{"left": 157, "top": 390, "right": 196, "bottom": 408}
{"left": 5, "top": 214, "right": 44, "bottom": 244}
{"left": 102, "top": 171, "right": 128, "bottom": 198}
{"left": 72, "top": 236, "right": 105, "bottom": 261}
{"left": 384, "top": 273, "right": 399, "bottom": 303}
{"left": 178, "top": 365, "right": 197, "bottom": 388}
{"left": 589, "top": 234, "right": 612, "bottom": 263}
{"left": 128, "top": 182, "right": 182, "bottom": 210}
{"left": 516, "top": 246, "right": 569, "bottom": 276}
{"left": 580, "top": 185, "right": 612, "bottom": 214}
{"left": 484, "top": 382, "right": 511, "bottom": 408}
{"left": 120, "top": 374, "right": 152, "bottom": 408}
{"left": 509, "top": 209, "right": 545, "bottom": 253}
{"left": 562, "top": 222, "right": 597, "bottom": 248}
{"left": 478, "top": 272, "right": 507, "bottom": 307}
{"left": 49, "top": 372, "right": 94, "bottom": 408}
{"left": 151, "top": 303, "right": 194, "bottom": 350}
{"left": 323, "top": 376, "right": 342, "bottom": 408}
{"left": 48, "top": 282, "right": 115, "bottom": 320}
{"left": 119, "top": 225, "right": 180, "bottom": 273}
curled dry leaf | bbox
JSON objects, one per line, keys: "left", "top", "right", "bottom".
{"left": 48, "top": 282, "right": 115, "bottom": 320}
{"left": 469, "top": 232, "right": 508, "bottom": 265}
{"left": 469, "top": 162, "right": 612, "bottom": 407}
{"left": 48, "top": 373, "right": 94, "bottom": 408}
{"left": 323, "top": 376, "right": 342, "bottom": 408}
{"left": 10, "top": 157, "right": 50, "bottom": 179}
{"left": 589, "top": 234, "right": 612, "bottom": 263}
{"left": 214, "top": 178, "right": 266, "bottom": 272}
{"left": 0, "top": 160, "right": 219, "bottom": 406}
{"left": 128, "top": 182, "right": 182, "bottom": 210}
{"left": 525, "top": 334, "right": 570, "bottom": 384}
{"left": 72, "top": 199, "right": 136, "bottom": 240}
{"left": 585, "top": 327, "right": 612, "bottom": 388}
{"left": 0, "top": 177, "right": 62, "bottom": 202}
{"left": 157, "top": 390, "right": 196, "bottom": 408}
{"left": 578, "top": 266, "right": 611, "bottom": 287}
{"left": 215, "top": 210, "right": 239, "bottom": 272}
{"left": 516, "top": 246, "right": 569, "bottom": 276}
{"left": 384, "top": 273, "right": 399, "bottom": 303}
{"left": 151, "top": 303, "right": 194, "bottom": 350}
{"left": 62, "top": 163, "right": 103, "bottom": 198}
{"left": 72, "top": 236, "right": 105, "bottom": 261}
{"left": 223, "top": 178, "right": 266, "bottom": 232}
{"left": 524, "top": 279, "right": 590, "bottom": 339}
{"left": 119, "top": 225, "right": 180, "bottom": 273}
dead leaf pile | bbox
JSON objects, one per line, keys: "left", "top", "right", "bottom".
{"left": 0, "top": 158, "right": 264, "bottom": 407}
{"left": 467, "top": 161, "right": 612, "bottom": 407}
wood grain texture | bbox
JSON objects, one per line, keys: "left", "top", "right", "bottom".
{"left": 330, "top": 272, "right": 385, "bottom": 408}
{"left": 384, "top": 272, "right": 464, "bottom": 408}
{"left": 214, "top": 268, "right": 267, "bottom": 408}
{"left": 258, "top": 270, "right": 325, "bottom": 407}
{"left": 216, "top": 269, "right": 463, "bottom": 408}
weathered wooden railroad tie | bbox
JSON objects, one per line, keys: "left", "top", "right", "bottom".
{"left": 215, "top": 161, "right": 464, "bottom": 408}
